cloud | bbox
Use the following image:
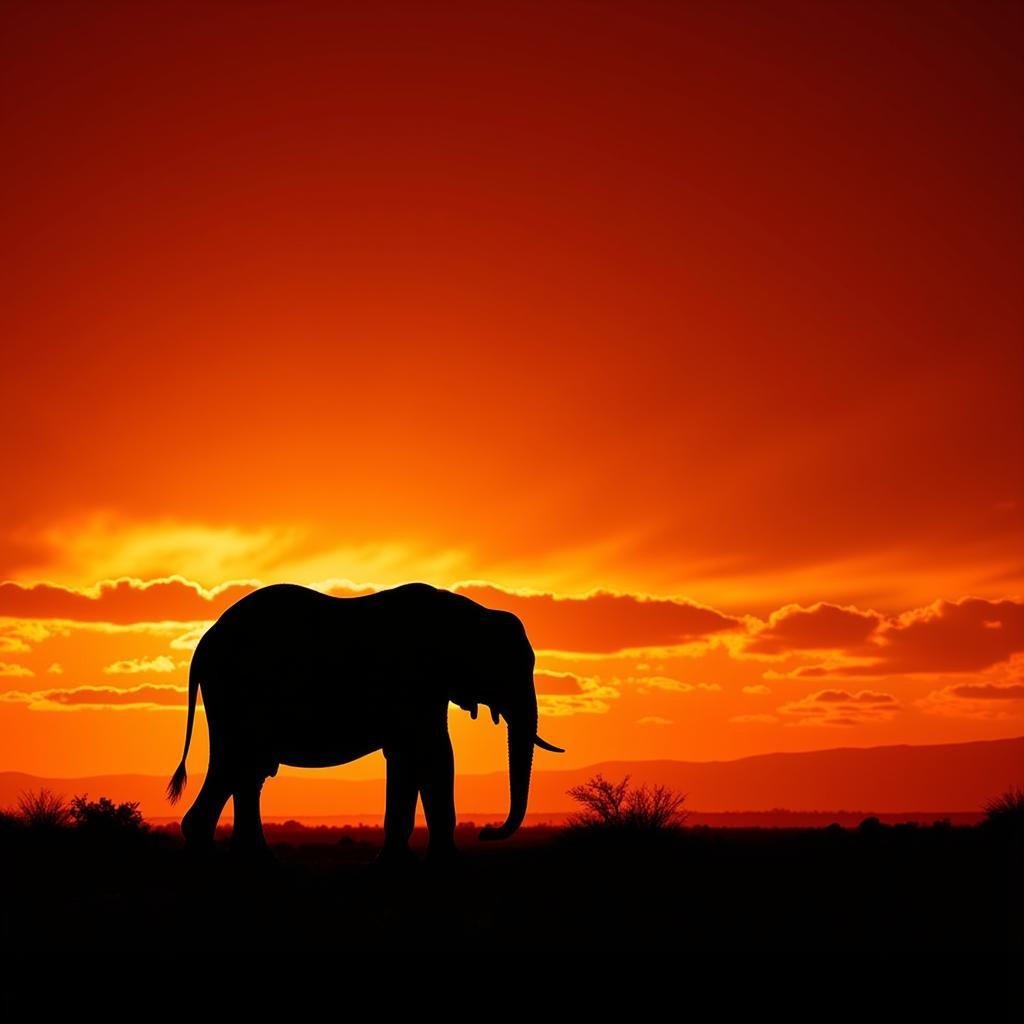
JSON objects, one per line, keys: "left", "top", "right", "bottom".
{"left": 741, "top": 602, "right": 882, "bottom": 657}
{"left": 731, "top": 713, "right": 779, "bottom": 724}
{"left": 856, "top": 598, "right": 1024, "bottom": 674}
{"left": 811, "top": 690, "right": 896, "bottom": 704}
{"left": 0, "top": 635, "right": 31, "bottom": 654}
{"left": 1, "top": 684, "right": 190, "bottom": 711}
{"left": 611, "top": 675, "right": 722, "bottom": 695}
{"left": 742, "top": 684, "right": 771, "bottom": 695}
{"left": 1, "top": 621, "right": 59, "bottom": 644}
{"left": 917, "top": 679, "right": 1024, "bottom": 720}
{"left": 0, "top": 661, "right": 34, "bottom": 677}
{"left": 947, "top": 682, "right": 1024, "bottom": 700}
{"left": 534, "top": 670, "right": 588, "bottom": 695}
{"left": 627, "top": 675, "right": 695, "bottom": 693}
{"left": 537, "top": 675, "right": 619, "bottom": 717}
{"left": 777, "top": 689, "right": 899, "bottom": 726}
{"left": 103, "top": 655, "right": 179, "bottom": 674}
{"left": 0, "top": 576, "right": 742, "bottom": 656}
{"left": 5, "top": 512, "right": 310, "bottom": 588}
{"left": 763, "top": 597, "right": 1024, "bottom": 678}
{"left": 0, "top": 576, "right": 260, "bottom": 623}
{"left": 637, "top": 716, "right": 673, "bottom": 726}
{"left": 453, "top": 583, "right": 743, "bottom": 653}
{"left": 169, "top": 626, "right": 209, "bottom": 651}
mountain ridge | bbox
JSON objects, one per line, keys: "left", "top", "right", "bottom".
{"left": 2, "top": 735, "right": 1020, "bottom": 818}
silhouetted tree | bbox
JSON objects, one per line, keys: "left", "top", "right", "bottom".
{"left": 566, "top": 773, "right": 689, "bottom": 831}
{"left": 68, "top": 794, "right": 148, "bottom": 836}
{"left": 567, "top": 773, "right": 631, "bottom": 826}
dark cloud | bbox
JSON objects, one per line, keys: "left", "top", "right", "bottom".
{"left": 2, "top": 684, "right": 188, "bottom": 708}
{"left": 0, "top": 577, "right": 740, "bottom": 655}
{"left": 776, "top": 598, "right": 1024, "bottom": 677}
{"left": 454, "top": 584, "right": 742, "bottom": 653}
{"left": 813, "top": 690, "right": 896, "bottom": 704}
{"left": 778, "top": 688, "right": 899, "bottom": 725}
{"left": 0, "top": 577, "right": 259, "bottom": 623}
{"left": 948, "top": 683, "right": 1024, "bottom": 700}
{"left": 534, "top": 671, "right": 586, "bottom": 695}
{"left": 743, "top": 602, "right": 881, "bottom": 656}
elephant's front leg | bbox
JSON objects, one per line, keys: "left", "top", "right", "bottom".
{"left": 381, "top": 732, "right": 457, "bottom": 864}
{"left": 380, "top": 746, "right": 420, "bottom": 866}
{"left": 418, "top": 732, "right": 456, "bottom": 862}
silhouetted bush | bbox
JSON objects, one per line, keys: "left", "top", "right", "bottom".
{"left": 981, "top": 785, "right": 1024, "bottom": 840}
{"left": 566, "top": 773, "right": 689, "bottom": 833}
{"left": 68, "top": 794, "right": 148, "bottom": 836}
{"left": 16, "top": 788, "right": 71, "bottom": 830}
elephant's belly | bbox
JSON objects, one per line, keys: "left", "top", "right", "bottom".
{"left": 267, "top": 682, "right": 385, "bottom": 767}
{"left": 277, "top": 740, "right": 382, "bottom": 768}
{"left": 271, "top": 704, "right": 385, "bottom": 767}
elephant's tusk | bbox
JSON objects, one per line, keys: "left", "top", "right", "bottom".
{"left": 534, "top": 735, "right": 565, "bottom": 753}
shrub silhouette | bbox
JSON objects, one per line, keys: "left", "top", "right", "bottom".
{"left": 566, "top": 773, "right": 689, "bottom": 832}
{"left": 68, "top": 794, "right": 148, "bottom": 836}
{"left": 981, "top": 784, "right": 1024, "bottom": 839}
{"left": 16, "top": 788, "right": 71, "bottom": 829}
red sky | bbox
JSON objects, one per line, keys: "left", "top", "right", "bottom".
{"left": 1, "top": 2, "right": 1021, "bottom": 800}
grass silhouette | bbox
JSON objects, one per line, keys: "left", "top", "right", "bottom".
{"left": 982, "top": 784, "right": 1024, "bottom": 839}
{"left": 16, "top": 788, "right": 71, "bottom": 830}
{"left": 0, "top": 791, "right": 1019, "bottom": 950}
{"left": 9, "top": 788, "right": 151, "bottom": 840}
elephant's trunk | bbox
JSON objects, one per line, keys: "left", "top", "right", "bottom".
{"left": 479, "top": 693, "right": 536, "bottom": 842}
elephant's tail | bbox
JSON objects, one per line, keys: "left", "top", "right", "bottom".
{"left": 166, "top": 651, "right": 201, "bottom": 805}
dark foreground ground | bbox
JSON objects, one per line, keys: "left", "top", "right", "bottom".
{"left": 2, "top": 820, "right": 1020, "bottom": 952}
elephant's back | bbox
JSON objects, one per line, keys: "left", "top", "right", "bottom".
{"left": 195, "top": 582, "right": 440, "bottom": 680}
{"left": 216, "top": 582, "right": 330, "bottom": 623}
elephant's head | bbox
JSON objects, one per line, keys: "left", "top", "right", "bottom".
{"left": 448, "top": 604, "right": 564, "bottom": 841}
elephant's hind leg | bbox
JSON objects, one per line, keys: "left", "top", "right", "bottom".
{"left": 181, "top": 771, "right": 231, "bottom": 852}
{"left": 230, "top": 773, "right": 270, "bottom": 857}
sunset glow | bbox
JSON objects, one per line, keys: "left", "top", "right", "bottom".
{"left": 2, "top": 2, "right": 1021, "bottom": 810}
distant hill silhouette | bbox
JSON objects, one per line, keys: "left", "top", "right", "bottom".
{"left": 3, "top": 736, "right": 1021, "bottom": 820}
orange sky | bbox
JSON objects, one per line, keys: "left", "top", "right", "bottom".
{"left": 1, "top": 2, "right": 1022, "bottom": 799}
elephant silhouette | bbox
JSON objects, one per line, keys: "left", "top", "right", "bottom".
{"left": 167, "top": 581, "right": 564, "bottom": 861}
